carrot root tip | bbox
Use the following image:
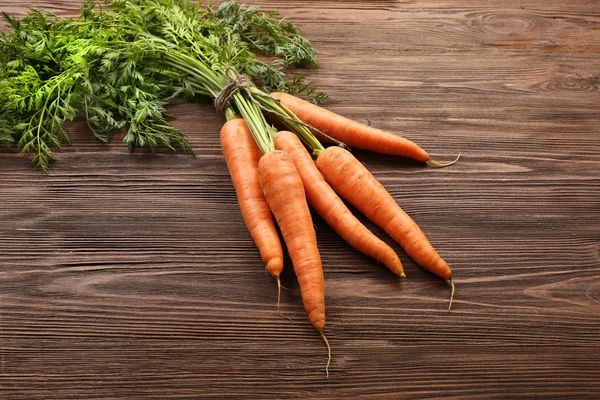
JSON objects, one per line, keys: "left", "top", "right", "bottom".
{"left": 276, "top": 277, "right": 293, "bottom": 322}
{"left": 320, "top": 332, "right": 331, "bottom": 378}
{"left": 448, "top": 278, "right": 455, "bottom": 311}
{"left": 399, "top": 273, "right": 407, "bottom": 279}
{"left": 429, "top": 153, "right": 461, "bottom": 168}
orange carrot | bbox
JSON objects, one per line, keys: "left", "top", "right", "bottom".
{"left": 316, "top": 146, "right": 454, "bottom": 308}
{"left": 220, "top": 119, "right": 284, "bottom": 278}
{"left": 258, "top": 150, "right": 326, "bottom": 333}
{"left": 274, "top": 131, "right": 406, "bottom": 278}
{"left": 271, "top": 92, "right": 457, "bottom": 166}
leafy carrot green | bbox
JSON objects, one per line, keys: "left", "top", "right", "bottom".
{"left": 0, "top": 0, "right": 326, "bottom": 171}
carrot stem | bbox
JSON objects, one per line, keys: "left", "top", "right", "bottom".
{"left": 429, "top": 153, "right": 461, "bottom": 168}
{"left": 232, "top": 92, "right": 274, "bottom": 154}
{"left": 250, "top": 87, "right": 326, "bottom": 153}
{"left": 224, "top": 107, "right": 239, "bottom": 122}
{"left": 448, "top": 278, "right": 455, "bottom": 311}
{"left": 320, "top": 332, "right": 331, "bottom": 378}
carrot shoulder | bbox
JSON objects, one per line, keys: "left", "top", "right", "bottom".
{"left": 258, "top": 149, "right": 326, "bottom": 333}
{"left": 270, "top": 92, "right": 430, "bottom": 162}
{"left": 274, "top": 131, "right": 405, "bottom": 278}
{"left": 316, "top": 146, "right": 452, "bottom": 281}
{"left": 220, "top": 119, "right": 284, "bottom": 277}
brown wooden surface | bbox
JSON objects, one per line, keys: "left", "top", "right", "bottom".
{"left": 1, "top": 1, "right": 599, "bottom": 399}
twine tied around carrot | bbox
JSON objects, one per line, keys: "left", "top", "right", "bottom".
{"left": 214, "top": 67, "right": 254, "bottom": 113}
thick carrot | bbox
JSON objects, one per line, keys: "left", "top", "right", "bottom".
{"left": 316, "top": 146, "right": 454, "bottom": 308}
{"left": 273, "top": 131, "right": 406, "bottom": 278}
{"left": 258, "top": 149, "right": 326, "bottom": 333}
{"left": 220, "top": 119, "right": 284, "bottom": 278}
{"left": 271, "top": 92, "right": 456, "bottom": 165}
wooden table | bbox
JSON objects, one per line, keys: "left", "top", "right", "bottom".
{"left": 1, "top": 1, "right": 599, "bottom": 398}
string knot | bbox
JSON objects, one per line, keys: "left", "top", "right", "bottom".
{"left": 215, "top": 67, "right": 253, "bottom": 113}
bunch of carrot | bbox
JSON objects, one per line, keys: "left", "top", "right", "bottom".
{"left": 1, "top": 0, "right": 454, "bottom": 378}
{"left": 221, "top": 92, "right": 458, "bottom": 377}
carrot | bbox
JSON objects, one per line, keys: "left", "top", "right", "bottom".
{"left": 258, "top": 149, "right": 326, "bottom": 332}
{"left": 274, "top": 131, "right": 406, "bottom": 278}
{"left": 316, "top": 146, "right": 455, "bottom": 309}
{"left": 270, "top": 92, "right": 458, "bottom": 167}
{"left": 220, "top": 119, "right": 286, "bottom": 309}
{"left": 258, "top": 148, "right": 332, "bottom": 374}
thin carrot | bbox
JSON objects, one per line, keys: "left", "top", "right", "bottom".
{"left": 316, "top": 146, "right": 454, "bottom": 306}
{"left": 258, "top": 149, "right": 326, "bottom": 333}
{"left": 270, "top": 92, "right": 458, "bottom": 166}
{"left": 220, "top": 119, "right": 285, "bottom": 305}
{"left": 274, "top": 131, "right": 406, "bottom": 278}
{"left": 225, "top": 94, "right": 331, "bottom": 373}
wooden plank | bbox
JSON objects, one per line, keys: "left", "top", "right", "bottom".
{"left": 1, "top": 1, "right": 599, "bottom": 399}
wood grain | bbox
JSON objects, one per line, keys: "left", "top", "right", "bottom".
{"left": 1, "top": 1, "right": 599, "bottom": 399}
